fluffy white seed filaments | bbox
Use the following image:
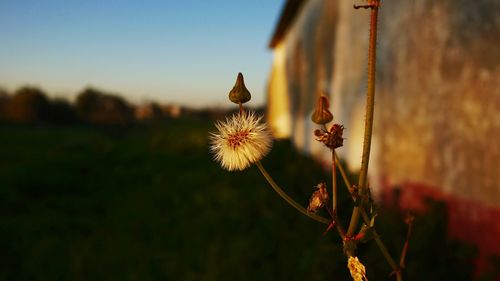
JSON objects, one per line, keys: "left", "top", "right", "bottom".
{"left": 210, "top": 111, "right": 272, "bottom": 171}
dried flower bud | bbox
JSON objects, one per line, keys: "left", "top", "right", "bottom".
{"left": 228, "top": 72, "right": 251, "bottom": 104}
{"left": 347, "top": 256, "right": 368, "bottom": 281}
{"left": 311, "top": 95, "right": 333, "bottom": 124}
{"left": 307, "top": 183, "right": 329, "bottom": 213}
{"left": 315, "top": 124, "right": 345, "bottom": 150}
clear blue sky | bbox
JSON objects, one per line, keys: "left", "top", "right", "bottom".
{"left": 0, "top": 0, "right": 283, "bottom": 107}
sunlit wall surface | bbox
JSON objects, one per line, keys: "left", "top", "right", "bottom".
{"left": 267, "top": 43, "right": 291, "bottom": 139}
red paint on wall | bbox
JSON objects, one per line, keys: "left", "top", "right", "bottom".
{"left": 379, "top": 180, "right": 500, "bottom": 276}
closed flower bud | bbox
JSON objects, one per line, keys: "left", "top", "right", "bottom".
{"left": 228, "top": 73, "right": 251, "bottom": 104}
{"left": 311, "top": 95, "right": 333, "bottom": 124}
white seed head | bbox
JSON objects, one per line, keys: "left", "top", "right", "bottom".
{"left": 210, "top": 111, "right": 272, "bottom": 171}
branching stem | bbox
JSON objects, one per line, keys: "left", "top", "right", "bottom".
{"left": 335, "top": 153, "right": 401, "bottom": 280}
{"left": 255, "top": 161, "right": 349, "bottom": 240}
{"left": 255, "top": 161, "right": 330, "bottom": 224}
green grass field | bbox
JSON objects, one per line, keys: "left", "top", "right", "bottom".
{"left": 0, "top": 120, "right": 480, "bottom": 281}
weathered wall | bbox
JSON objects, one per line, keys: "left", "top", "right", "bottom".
{"left": 267, "top": 0, "right": 338, "bottom": 158}
{"left": 267, "top": 0, "right": 500, "bottom": 258}
{"left": 374, "top": 0, "right": 500, "bottom": 258}
{"left": 377, "top": 0, "right": 500, "bottom": 207}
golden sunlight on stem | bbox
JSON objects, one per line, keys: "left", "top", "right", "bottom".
{"left": 255, "top": 161, "right": 330, "bottom": 225}
{"left": 347, "top": 0, "right": 380, "bottom": 238}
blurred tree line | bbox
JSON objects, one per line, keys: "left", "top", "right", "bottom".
{"left": 0, "top": 86, "right": 240, "bottom": 125}
{"left": 0, "top": 86, "right": 134, "bottom": 125}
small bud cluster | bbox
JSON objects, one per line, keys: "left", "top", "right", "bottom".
{"left": 314, "top": 124, "right": 345, "bottom": 150}
{"left": 311, "top": 94, "right": 345, "bottom": 150}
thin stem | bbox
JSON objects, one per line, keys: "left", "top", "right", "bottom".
{"left": 332, "top": 149, "right": 338, "bottom": 214}
{"left": 255, "top": 161, "right": 330, "bottom": 225}
{"left": 325, "top": 205, "right": 346, "bottom": 240}
{"left": 347, "top": 0, "right": 380, "bottom": 238}
{"left": 333, "top": 153, "right": 358, "bottom": 210}
{"left": 399, "top": 216, "right": 414, "bottom": 269}
{"left": 373, "top": 228, "right": 400, "bottom": 280}
{"left": 238, "top": 102, "right": 244, "bottom": 114}
{"left": 334, "top": 152, "right": 355, "bottom": 194}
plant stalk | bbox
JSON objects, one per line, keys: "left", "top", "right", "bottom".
{"left": 332, "top": 149, "right": 338, "bottom": 214}
{"left": 255, "top": 161, "right": 330, "bottom": 224}
{"left": 335, "top": 153, "right": 401, "bottom": 280}
{"left": 346, "top": 0, "right": 380, "bottom": 238}
{"left": 239, "top": 102, "right": 244, "bottom": 114}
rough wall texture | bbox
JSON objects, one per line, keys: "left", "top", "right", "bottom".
{"left": 377, "top": 0, "right": 500, "bottom": 207}
{"left": 267, "top": 0, "right": 500, "bottom": 258}
{"left": 267, "top": 0, "right": 338, "bottom": 156}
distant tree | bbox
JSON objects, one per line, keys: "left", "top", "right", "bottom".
{"left": 75, "top": 87, "right": 134, "bottom": 125}
{"left": 0, "top": 88, "right": 10, "bottom": 121}
{"left": 135, "top": 102, "right": 164, "bottom": 121}
{"left": 148, "top": 102, "right": 164, "bottom": 119}
{"left": 4, "top": 86, "right": 50, "bottom": 123}
{"left": 75, "top": 88, "right": 100, "bottom": 119}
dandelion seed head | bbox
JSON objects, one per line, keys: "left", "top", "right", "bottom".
{"left": 210, "top": 111, "right": 272, "bottom": 171}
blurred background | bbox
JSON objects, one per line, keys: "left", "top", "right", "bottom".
{"left": 0, "top": 0, "right": 499, "bottom": 280}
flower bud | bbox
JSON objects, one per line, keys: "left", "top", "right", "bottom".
{"left": 228, "top": 72, "right": 251, "bottom": 104}
{"left": 314, "top": 124, "right": 345, "bottom": 150}
{"left": 311, "top": 95, "right": 333, "bottom": 124}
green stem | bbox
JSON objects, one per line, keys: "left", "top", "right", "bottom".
{"left": 334, "top": 152, "right": 354, "bottom": 195}
{"left": 346, "top": 0, "right": 380, "bottom": 238}
{"left": 255, "top": 161, "right": 330, "bottom": 225}
{"left": 325, "top": 205, "right": 346, "bottom": 240}
{"left": 335, "top": 153, "right": 401, "bottom": 280}
{"left": 399, "top": 216, "right": 414, "bottom": 269}
{"left": 332, "top": 149, "right": 338, "bottom": 214}
{"left": 238, "top": 102, "right": 244, "bottom": 114}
